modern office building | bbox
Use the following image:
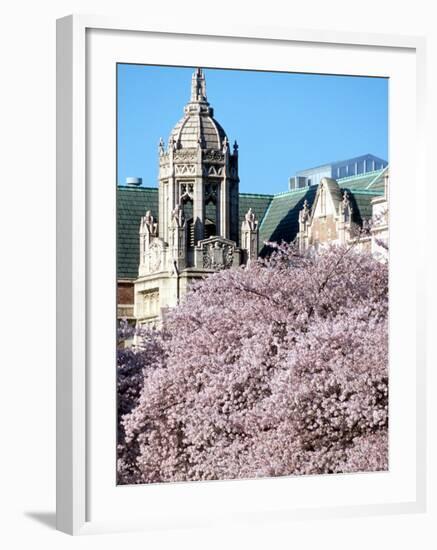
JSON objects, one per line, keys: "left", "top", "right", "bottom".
{"left": 289, "top": 154, "right": 388, "bottom": 190}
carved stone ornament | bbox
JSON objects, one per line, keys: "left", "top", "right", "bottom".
{"left": 180, "top": 182, "right": 194, "bottom": 198}
{"left": 174, "top": 150, "right": 197, "bottom": 162}
{"left": 203, "top": 164, "right": 223, "bottom": 176}
{"left": 149, "top": 241, "right": 162, "bottom": 272}
{"left": 204, "top": 182, "right": 218, "bottom": 204}
{"left": 203, "top": 150, "right": 224, "bottom": 162}
{"left": 175, "top": 164, "right": 196, "bottom": 175}
{"left": 203, "top": 240, "right": 234, "bottom": 269}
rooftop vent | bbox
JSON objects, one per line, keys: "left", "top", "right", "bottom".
{"left": 126, "top": 177, "right": 142, "bottom": 186}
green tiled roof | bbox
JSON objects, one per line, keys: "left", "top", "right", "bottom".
{"left": 239, "top": 193, "right": 273, "bottom": 230}
{"left": 337, "top": 168, "right": 386, "bottom": 223}
{"left": 117, "top": 187, "right": 159, "bottom": 279}
{"left": 345, "top": 190, "right": 380, "bottom": 223}
{"left": 117, "top": 168, "right": 385, "bottom": 278}
{"left": 259, "top": 186, "right": 318, "bottom": 255}
{"left": 337, "top": 168, "right": 387, "bottom": 193}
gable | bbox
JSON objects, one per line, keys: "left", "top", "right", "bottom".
{"left": 310, "top": 178, "right": 342, "bottom": 220}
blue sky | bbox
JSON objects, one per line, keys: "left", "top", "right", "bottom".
{"left": 117, "top": 64, "right": 388, "bottom": 195}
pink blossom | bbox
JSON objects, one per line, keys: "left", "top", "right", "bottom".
{"left": 118, "top": 243, "right": 388, "bottom": 484}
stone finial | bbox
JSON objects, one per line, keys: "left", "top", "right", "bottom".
{"left": 191, "top": 67, "right": 207, "bottom": 103}
{"left": 233, "top": 140, "right": 239, "bottom": 156}
{"left": 158, "top": 137, "right": 165, "bottom": 155}
{"left": 171, "top": 203, "right": 185, "bottom": 227}
{"left": 243, "top": 208, "right": 258, "bottom": 231}
{"left": 141, "top": 210, "right": 158, "bottom": 237}
{"left": 299, "top": 199, "right": 310, "bottom": 223}
{"left": 340, "top": 191, "right": 352, "bottom": 219}
{"left": 342, "top": 190, "right": 350, "bottom": 208}
{"left": 241, "top": 208, "right": 259, "bottom": 265}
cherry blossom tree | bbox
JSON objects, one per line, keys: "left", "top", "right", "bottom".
{"left": 117, "top": 322, "right": 169, "bottom": 484}
{"left": 117, "top": 242, "right": 388, "bottom": 484}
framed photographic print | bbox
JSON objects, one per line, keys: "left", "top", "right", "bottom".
{"left": 56, "top": 15, "right": 427, "bottom": 535}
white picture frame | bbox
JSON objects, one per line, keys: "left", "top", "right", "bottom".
{"left": 56, "top": 14, "right": 427, "bottom": 535}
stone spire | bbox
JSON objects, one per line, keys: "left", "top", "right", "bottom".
{"left": 190, "top": 68, "right": 208, "bottom": 103}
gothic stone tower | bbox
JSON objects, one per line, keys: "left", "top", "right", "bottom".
{"left": 134, "top": 68, "right": 259, "bottom": 325}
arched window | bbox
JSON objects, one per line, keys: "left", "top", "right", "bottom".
{"left": 179, "top": 194, "right": 194, "bottom": 247}
{"left": 205, "top": 183, "right": 218, "bottom": 235}
{"left": 180, "top": 194, "right": 193, "bottom": 219}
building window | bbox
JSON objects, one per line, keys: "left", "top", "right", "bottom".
{"left": 181, "top": 194, "right": 193, "bottom": 219}
{"left": 181, "top": 194, "right": 194, "bottom": 246}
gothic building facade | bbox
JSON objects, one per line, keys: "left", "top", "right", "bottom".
{"left": 297, "top": 170, "right": 389, "bottom": 259}
{"left": 133, "top": 68, "right": 259, "bottom": 325}
{"left": 117, "top": 68, "right": 389, "bottom": 326}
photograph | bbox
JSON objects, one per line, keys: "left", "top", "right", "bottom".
{"left": 1, "top": 0, "right": 430, "bottom": 543}
{"left": 116, "top": 64, "right": 389, "bottom": 485}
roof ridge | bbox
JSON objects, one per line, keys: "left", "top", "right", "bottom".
{"left": 239, "top": 192, "right": 274, "bottom": 198}
{"left": 337, "top": 168, "right": 385, "bottom": 183}
{"left": 273, "top": 188, "right": 313, "bottom": 197}
{"left": 258, "top": 196, "right": 275, "bottom": 233}
{"left": 117, "top": 185, "right": 158, "bottom": 191}
{"left": 343, "top": 189, "right": 384, "bottom": 195}
{"left": 366, "top": 164, "right": 389, "bottom": 189}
